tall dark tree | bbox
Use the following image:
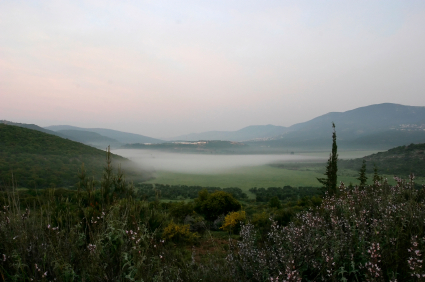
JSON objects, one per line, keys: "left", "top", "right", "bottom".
{"left": 373, "top": 164, "right": 382, "bottom": 184}
{"left": 357, "top": 159, "right": 368, "bottom": 188}
{"left": 317, "top": 123, "right": 338, "bottom": 195}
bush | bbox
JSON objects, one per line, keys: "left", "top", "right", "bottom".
{"left": 269, "top": 196, "right": 281, "bottom": 209}
{"left": 195, "top": 190, "right": 241, "bottom": 221}
{"left": 221, "top": 210, "right": 246, "bottom": 233}
{"left": 229, "top": 176, "right": 425, "bottom": 281}
{"left": 162, "top": 222, "right": 200, "bottom": 244}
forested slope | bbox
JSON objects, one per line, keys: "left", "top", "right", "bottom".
{"left": 0, "top": 124, "right": 142, "bottom": 188}
{"left": 340, "top": 143, "right": 425, "bottom": 177}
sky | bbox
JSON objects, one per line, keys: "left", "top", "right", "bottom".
{"left": 1, "top": 0, "right": 425, "bottom": 139}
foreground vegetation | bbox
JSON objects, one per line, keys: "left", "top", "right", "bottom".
{"left": 1, "top": 152, "right": 425, "bottom": 281}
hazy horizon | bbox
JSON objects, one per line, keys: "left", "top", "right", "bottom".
{"left": 2, "top": 1, "right": 425, "bottom": 138}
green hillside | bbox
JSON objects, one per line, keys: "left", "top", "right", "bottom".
{"left": 340, "top": 143, "right": 425, "bottom": 177}
{"left": 0, "top": 124, "right": 144, "bottom": 188}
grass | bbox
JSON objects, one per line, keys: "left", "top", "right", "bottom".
{"left": 145, "top": 164, "right": 425, "bottom": 199}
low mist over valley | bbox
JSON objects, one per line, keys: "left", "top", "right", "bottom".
{"left": 113, "top": 149, "right": 326, "bottom": 174}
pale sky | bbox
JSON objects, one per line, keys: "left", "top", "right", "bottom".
{"left": 1, "top": 0, "right": 424, "bottom": 139}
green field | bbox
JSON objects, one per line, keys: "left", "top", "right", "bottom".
{"left": 145, "top": 164, "right": 423, "bottom": 198}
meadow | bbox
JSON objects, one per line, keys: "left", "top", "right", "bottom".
{"left": 145, "top": 164, "right": 425, "bottom": 197}
{"left": 115, "top": 149, "right": 411, "bottom": 196}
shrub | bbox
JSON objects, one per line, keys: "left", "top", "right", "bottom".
{"left": 221, "top": 210, "right": 246, "bottom": 233}
{"left": 162, "top": 222, "right": 200, "bottom": 244}
{"left": 229, "top": 176, "right": 425, "bottom": 281}
{"left": 269, "top": 196, "right": 281, "bottom": 209}
{"left": 195, "top": 190, "right": 241, "bottom": 221}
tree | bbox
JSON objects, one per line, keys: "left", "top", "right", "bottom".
{"left": 269, "top": 196, "right": 282, "bottom": 209}
{"left": 357, "top": 159, "right": 368, "bottom": 188}
{"left": 373, "top": 164, "right": 382, "bottom": 184}
{"left": 317, "top": 123, "right": 338, "bottom": 195}
{"left": 194, "top": 190, "right": 241, "bottom": 221}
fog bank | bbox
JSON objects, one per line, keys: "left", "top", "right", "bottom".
{"left": 113, "top": 149, "right": 326, "bottom": 174}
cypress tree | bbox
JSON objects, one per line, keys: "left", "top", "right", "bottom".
{"left": 317, "top": 123, "right": 338, "bottom": 195}
{"left": 373, "top": 164, "right": 381, "bottom": 184}
{"left": 357, "top": 159, "right": 368, "bottom": 188}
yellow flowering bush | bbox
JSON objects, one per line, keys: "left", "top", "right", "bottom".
{"left": 162, "top": 222, "right": 199, "bottom": 244}
{"left": 220, "top": 210, "right": 246, "bottom": 233}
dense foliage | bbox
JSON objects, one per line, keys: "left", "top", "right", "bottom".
{"left": 249, "top": 186, "right": 320, "bottom": 202}
{"left": 340, "top": 143, "right": 425, "bottom": 177}
{"left": 0, "top": 124, "right": 144, "bottom": 188}
{"left": 135, "top": 183, "right": 248, "bottom": 200}
{"left": 194, "top": 190, "right": 242, "bottom": 221}
{"left": 229, "top": 176, "right": 425, "bottom": 281}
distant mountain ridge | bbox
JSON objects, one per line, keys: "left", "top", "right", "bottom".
{"left": 169, "top": 103, "right": 425, "bottom": 150}
{"left": 45, "top": 125, "right": 164, "bottom": 145}
{"left": 252, "top": 103, "right": 425, "bottom": 150}
{"left": 171, "top": 124, "right": 289, "bottom": 142}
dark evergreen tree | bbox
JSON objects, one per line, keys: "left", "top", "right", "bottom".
{"left": 357, "top": 159, "right": 368, "bottom": 188}
{"left": 317, "top": 123, "right": 338, "bottom": 195}
{"left": 373, "top": 164, "right": 382, "bottom": 184}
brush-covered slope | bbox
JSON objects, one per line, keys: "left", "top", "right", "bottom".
{"left": 0, "top": 124, "right": 143, "bottom": 188}
{"left": 1, "top": 120, "right": 66, "bottom": 138}
{"left": 340, "top": 143, "right": 425, "bottom": 177}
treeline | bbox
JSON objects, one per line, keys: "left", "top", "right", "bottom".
{"left": 249, "top": 186, "right": 321, "bottom": 202}
{"left": 135, "top": 183, "right": 248, "bottom": 200}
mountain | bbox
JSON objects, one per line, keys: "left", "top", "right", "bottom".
{"left": 168, "top": 103, "right": 425, "bottom": 150}
{"left": 45, "top": 125, "right": 164, "bottom": 144}
{"left": 0, "top": 124, "right": 147, "bottom": 188}
{"left": 250, "top": 103, "right": 425, "bottom": 150}
{"left": 56, "top": 129, "right": 122, "bottom": 149}
{"left": 171, "top": 124, "right": 289, "bottom": 142}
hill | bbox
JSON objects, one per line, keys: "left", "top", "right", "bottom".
{"left": 1, "top": 120, "right": 67, "bottom": 138}
{"left": 0, "top": 124, "right": 146, "bottom": 188}
{"left": 45, "top": 125, "right": 164, "bottom": 144}
{"left": 250, "top": 103, "right": 425, "bottom": 150}
{"left": 340, "top": 143, "right": 425, "bottom": 177}
{"left": 171, "top": 124, "right": 288, "bottom": 142}
{"left": 56, "top": 129, "right": 122, "bottom": 149}
{"left": 167, "top": 103, "right": 425, "bottom": 150}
